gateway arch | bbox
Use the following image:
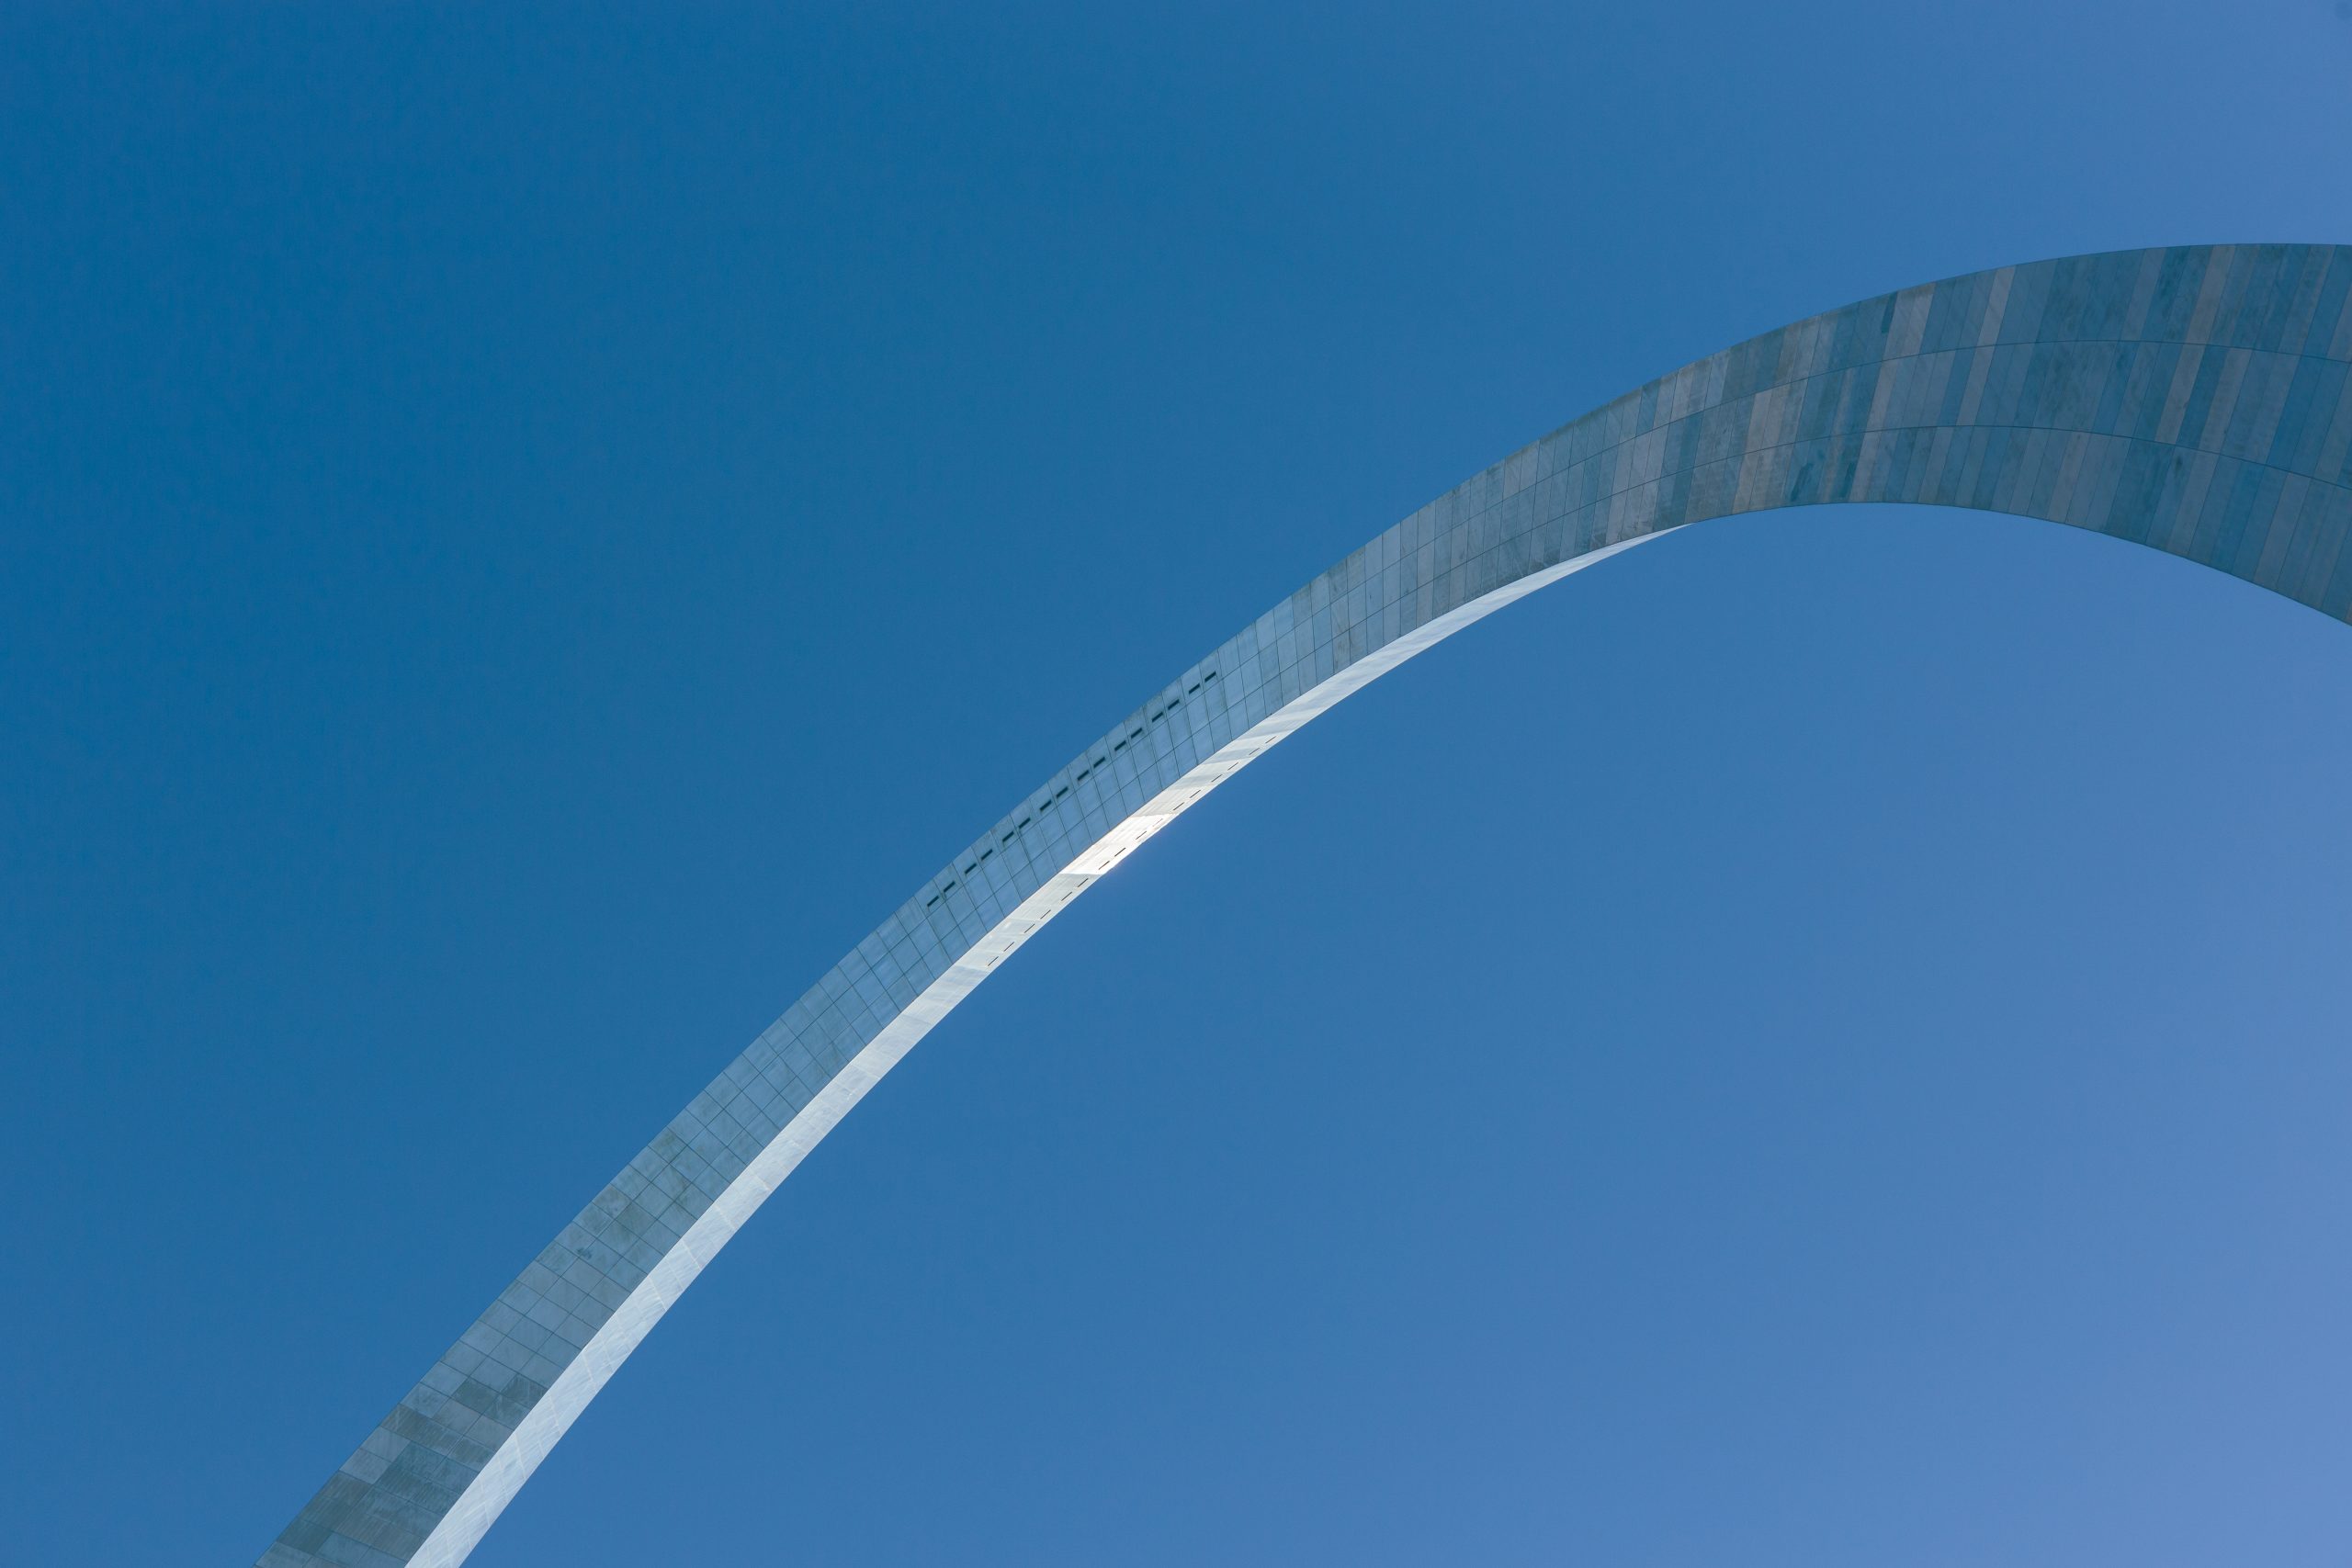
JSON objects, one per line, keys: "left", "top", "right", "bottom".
{"left": 262, "top": 243, "right": 2352, "bottom": 1567}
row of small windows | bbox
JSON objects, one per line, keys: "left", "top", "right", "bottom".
{"left": 921, "top": 669, "right": 1221, "bottom": 908}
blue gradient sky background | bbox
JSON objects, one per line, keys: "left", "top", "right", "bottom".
{"left": 6, "top": 4, "right": 2352, "bottom": 1563}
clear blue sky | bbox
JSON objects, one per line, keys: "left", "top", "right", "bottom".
{"left": 6, "top": 4, "right": 2352, "bottom": 1563}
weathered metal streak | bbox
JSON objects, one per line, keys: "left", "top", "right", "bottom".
{"left": 259, "top": 243, "right": 2352, "bottom": 1567}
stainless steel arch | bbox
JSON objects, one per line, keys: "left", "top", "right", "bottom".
{"left": 261, "top": 243, "right": 2352, "bottom": 1567}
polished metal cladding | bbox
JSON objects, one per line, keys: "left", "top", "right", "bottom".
{"left": 261, "top": 243, "right": 2352, "bottom": 1566}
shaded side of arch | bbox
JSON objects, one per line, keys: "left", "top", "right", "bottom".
{"left": 260, "top": 243, "right": 2352, "bottom": 1568}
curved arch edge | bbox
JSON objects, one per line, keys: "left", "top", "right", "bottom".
{"left": 260, "top": 242, "right": 2352, "bottom": 1568}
